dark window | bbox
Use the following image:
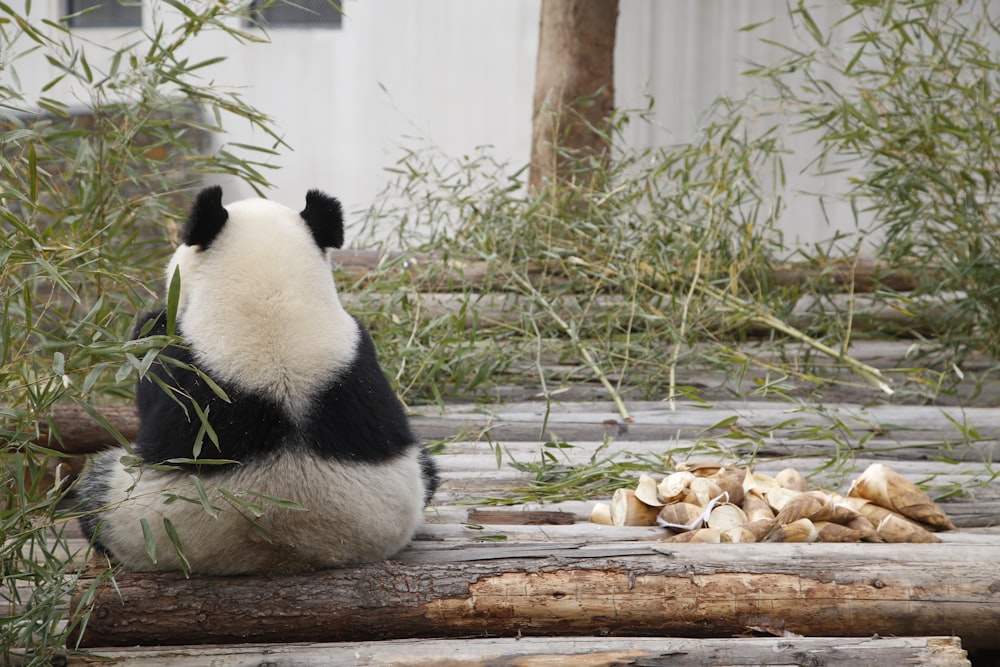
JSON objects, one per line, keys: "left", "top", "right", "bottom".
{"left": 65, "top": 1, "right": 142, "bottom": 28}
{"left": 248, "top": 1, "right": 342, "bottom": 29}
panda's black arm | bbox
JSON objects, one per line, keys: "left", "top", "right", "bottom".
{"left": 130, "top": 307, "right": 292, "bottom": 467}
{"left": 131, "top": 307, "right": 210, "bottom": 462}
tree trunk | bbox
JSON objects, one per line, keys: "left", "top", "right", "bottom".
{"left": 72, "top": 542, "right": 1000, "bottom": 649}
{"left": 528, "top": 0, "right": 618, "bottom": 192}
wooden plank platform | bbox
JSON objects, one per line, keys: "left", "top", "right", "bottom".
{"left": 62, "top": 392, "right": 1000, "bottom": 663}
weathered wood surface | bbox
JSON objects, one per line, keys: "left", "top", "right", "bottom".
{"left": 73, "top": 542, "right": 999, "bottom": 649}
{"left": 432, "top": 452, "right": 1000, "bottom": 527}
{"left": 41, "top": 398, "right": 1000, "bottom": 522}
{"left": 410, "top": 399, "right": 1000, "bottom": 443}
{"left": 55, "top": 362, "right": 1000, "bottom": 659}
{"left": 31, "top": 393, "right": 1000, "bottom": 455}
{"left": 61, "top": 636, "right": 971, "bottom": 667}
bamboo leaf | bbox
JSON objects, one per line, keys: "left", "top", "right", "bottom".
{"left": 246, "top": 490, "right": 306, "bottom": 511}
{"left": 27, "top": 142, "right": 37, "bottom": 201}
{"left": 73, "top": 399, "right": 131, "bottom": 450}
{"left": 219, "top": 488, "right": 265, "bottom": 518}
{"left": 166, "top": 266, "right": 181, "bottom": 338}
{"left": 139, "top": 518, "right": 157, "bottom": 564}
{"left": 188, "top": 475, "right": 219, "bottom": 518}
{"left": 187, "top": 400, "right": 212, "bottom": 458}
{"left": 165, "top": 458, "right": 238, "bottom": 466}
{"left": 162, "top": 517, "right": 191, "bottom": 576}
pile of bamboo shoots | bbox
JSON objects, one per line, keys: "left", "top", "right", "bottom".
{"left": 590, "top": 462, "right": 956, "bottom": 543}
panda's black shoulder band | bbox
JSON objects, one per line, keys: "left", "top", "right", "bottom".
{"left": 301, "top": 189, "right": 344, "bottom": 250}
{"left": 184, "top": 186, "right": 228, "bottom": 250}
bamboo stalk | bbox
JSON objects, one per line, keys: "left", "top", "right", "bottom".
{"left": 698, "top": 284, "right": 893, "bottom": 395}
{"left": 510, "top": 272, "right": 633, "bottom": 423}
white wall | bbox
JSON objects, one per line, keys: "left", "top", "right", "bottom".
{"left": 201, "top": 1, "right": 542, "bottom": 216}
{"left": 2, "top": 1, "right": 896, "bottom": 250}
{"left": 615, "top": 2, "right": 871, "bottom": 251}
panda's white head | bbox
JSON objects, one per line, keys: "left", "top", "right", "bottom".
{"left": 166, "top": 186, "right": 360, "bottom": 415}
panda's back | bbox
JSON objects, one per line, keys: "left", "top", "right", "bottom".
{"left": 133, "top": 306, "right": 418, "bottom": 467}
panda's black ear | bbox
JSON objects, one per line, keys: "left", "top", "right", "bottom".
{"left": 184, "top": 186, "right": 228, "bottom": 249}
{"left": 300, "top": 190, "right": 344, "bottom": 250}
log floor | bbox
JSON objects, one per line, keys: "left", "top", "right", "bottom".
{"left": 33, "top": 341, "right": 1000, "bottom": 665}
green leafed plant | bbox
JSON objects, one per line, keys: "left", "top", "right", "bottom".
{"left": 748, "top": 0, "right": 1000, "bottom": 361}
{"left": 4, "top": 0, "right": 1000, "bottom": 661}
{"left": 0, "top": 2, "right": 282, "bottom": 662}
{"left": 356, "top": 0, "right": 1000, "bottom": 408}
{"left": 347, "top": 0, "right": 1000, "bottom": 508}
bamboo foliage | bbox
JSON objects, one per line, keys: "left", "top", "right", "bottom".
{"left": 0, "top": 4, "right": 281, "bottom": 663}
{"left": 356, "top": 1, "right": 1000, "bottom": 405}
{"left": 4, "top": 1, "right": 1000, "bottom": 661}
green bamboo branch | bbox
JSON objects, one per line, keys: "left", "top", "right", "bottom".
{"left": 699, "top": 283, "right": 894, "bottom": 395}
{"left": 511, "top": 272, "right": 633, "bottom": 423}
{"left": 666, "top": 249, "right": 705, "bottom": 410}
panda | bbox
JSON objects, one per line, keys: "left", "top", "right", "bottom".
{"left": 77, "top": 186, "right": 438, "bottom": 575}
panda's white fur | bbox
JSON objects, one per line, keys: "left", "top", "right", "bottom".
{"left": 167, "top": 198, "right": 358, "bottom": 419}
{"left": 77, "top": 187, "right": 437, "bottom": 575}
{"left": 84, "top": 447, "right": 426, "bottom": 574}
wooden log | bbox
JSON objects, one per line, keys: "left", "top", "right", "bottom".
{"left": 72, "top": 542, "right": 1000, "bottom": 649}
{"left": 59, "top": 636, "right": 971, "bottom": 667}
{"left": 31, "top": 403, "right": 139, "bottom": 454}
{"left": 27, "top": 370, "right": 1000, "bottom": 453}
{"left": 410, "top": 399, "right": 1000, "bottom": 443}
{"left": 444, "top": 435, "right": 1000, "bottom": 467}
{"left": 26, "top": 396, "right": 1000, "bottom": 457}
{"left": 465, "top": 508, "right": 576, "bottom": 525}
{"left": 336, "top": 291, "right": 957, "bottom": 334}
{"left": 329, "top": 251, "right": 930, "bottom": 295}
{"left": 770, "top": 256, "right": 927, "bottom": 293}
